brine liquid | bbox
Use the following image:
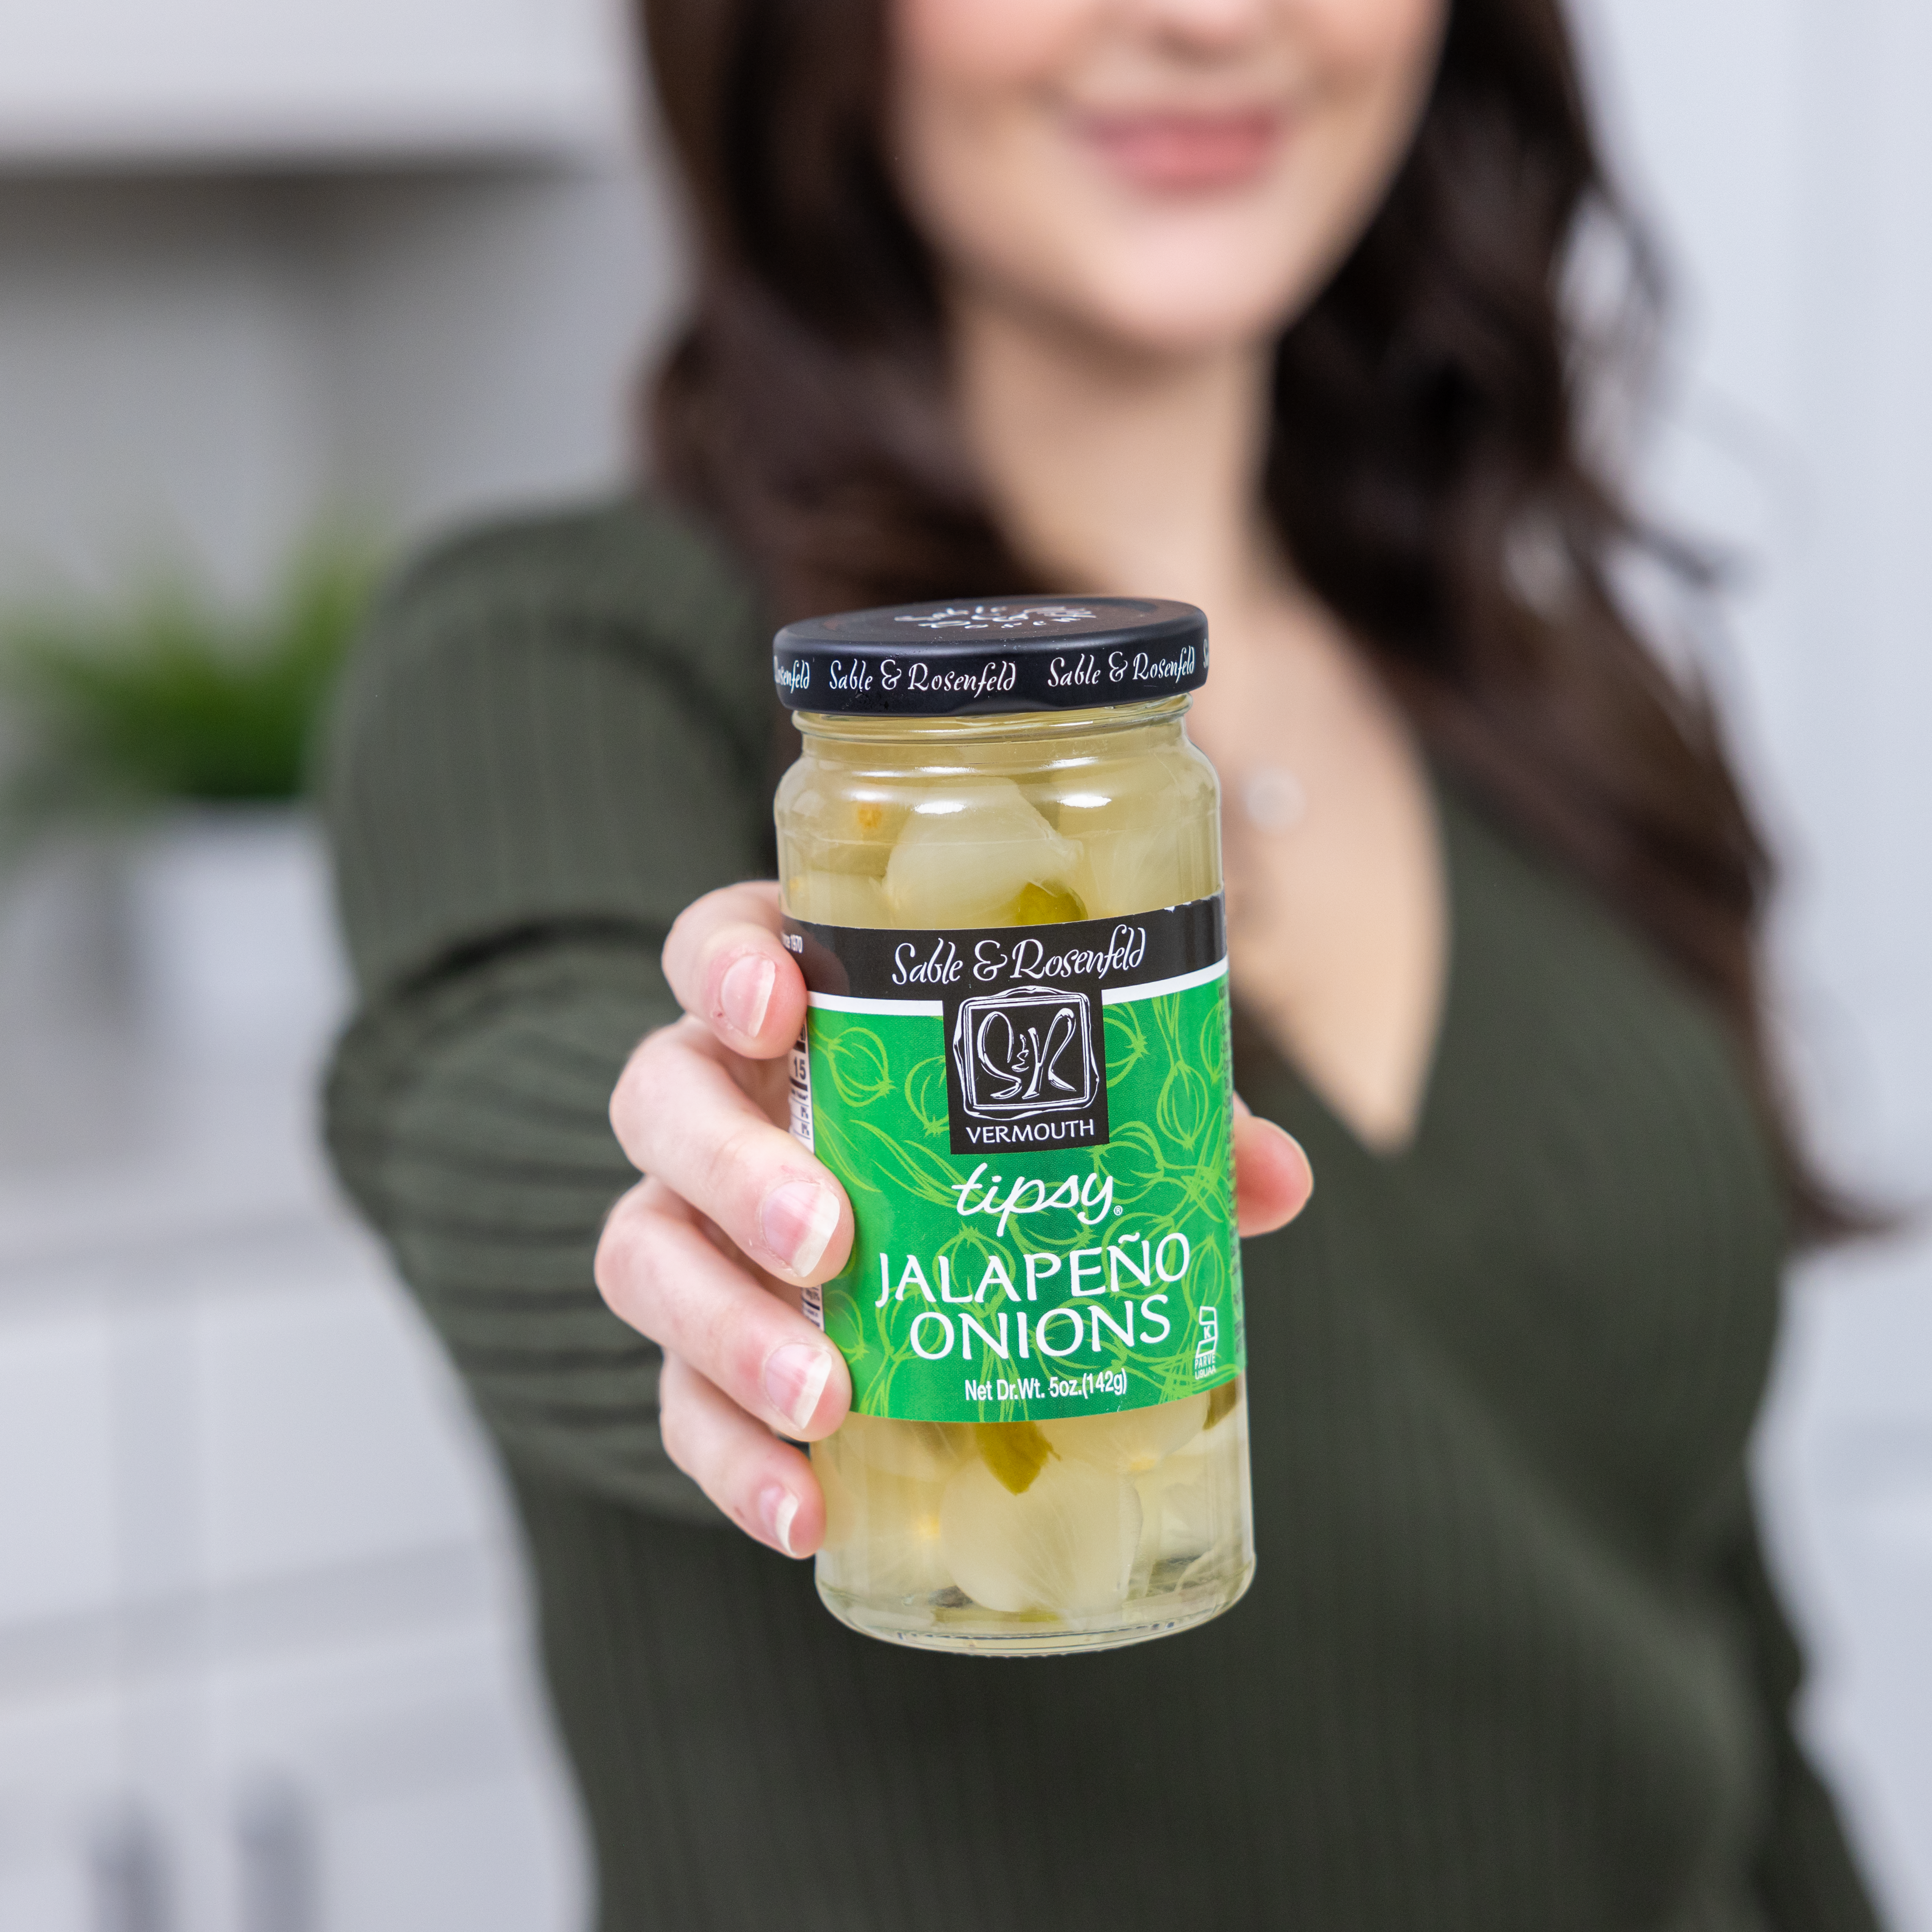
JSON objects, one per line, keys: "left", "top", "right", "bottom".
{"left": 814, "top": 1382, "right": 1252, "bottom": 1653}
{"left": 778, "top": 705, "right": 1254, "bottom": 1655}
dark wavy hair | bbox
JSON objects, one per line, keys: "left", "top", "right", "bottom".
{"left": 639, "top": 0, "right": 1848, "bottom": 1238}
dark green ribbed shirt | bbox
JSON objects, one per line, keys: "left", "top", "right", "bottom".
{"left": 322, "top": 495, "right": 1881, "bottom": 1932}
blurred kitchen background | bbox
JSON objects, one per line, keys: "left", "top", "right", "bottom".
{"left": 0, "top": 1, "right": 1924, "bottom": 1927}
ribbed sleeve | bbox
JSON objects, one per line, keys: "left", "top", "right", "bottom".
{"left": 326, "top": 938, "right": 710, "bottom": 1516}
{"left": 325, "top": 497, "right": 774, "bottom": 996}
{"left": 321, "top": 497, "right": 775, "bottom": 1519}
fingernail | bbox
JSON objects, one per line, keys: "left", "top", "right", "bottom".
{"left": 765, "top": 1342, "right": 835, "bottom": 1435}
{"left": 761, "top": 1179, "right": 840, "bottom": 1277}
{"left": 760, "top": 1484, "right": 800, "bottom": 1557}
{"left": 720, "top": 953, "right": 776, "bottom": 1037}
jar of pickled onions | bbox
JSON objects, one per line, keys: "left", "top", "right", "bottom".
{"left": 773, "top": 596, "right": 1252, "bottom": 1655}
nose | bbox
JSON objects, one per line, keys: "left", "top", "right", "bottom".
{"left": 1127, "top": 0, "right": 1276, "bottom": 53}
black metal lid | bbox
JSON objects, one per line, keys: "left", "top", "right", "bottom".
{"left": 772, "top": 595, "right": 1208, "bottom": 716}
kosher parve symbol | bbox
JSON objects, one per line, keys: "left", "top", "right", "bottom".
{"left": 951, "top": 984, "right": 1099, "bottom": 1119}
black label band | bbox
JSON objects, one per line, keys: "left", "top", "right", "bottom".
{"left": 782, "top": 897, "right": 1225, "bottom": 1155}
{"left": 782, "top": 895, "right": 1225, "bottom": 1004}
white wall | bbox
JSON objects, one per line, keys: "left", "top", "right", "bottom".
{"left": 0, "top": 157, "right": 681, "bottom": 604}
{"left": 0, "top": 0, "right": 634, "bottom": 165}
{"left": 306, "top": 161, "right": 682, "bottom": 549}
{"left": 0, "top": 180, "right": 333, "bottom": 602}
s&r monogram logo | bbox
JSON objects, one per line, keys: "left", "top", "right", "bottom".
{"left": 945, "top": 983, "right": 1109, "bottom": 1153}
{"left": 955, "top": 984, "right": 1096, "bottom": 1116}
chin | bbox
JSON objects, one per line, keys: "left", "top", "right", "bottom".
{"left": 1011, "top": 190, "right": 1323, "bottom": 359}
{"left": 1067, "top": 257, "right": 1315, "bottom": 362}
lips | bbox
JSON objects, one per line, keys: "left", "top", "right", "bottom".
{"left": 1077, "top": 108, "right": 1283, "bottom": 194}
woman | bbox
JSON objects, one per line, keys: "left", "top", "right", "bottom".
{"left": 324, "top": 0, "right": 1883, "bottom": 1926}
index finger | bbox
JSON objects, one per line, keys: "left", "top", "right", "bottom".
{"left": 662, "top": 881, "right": 805, "bottom": 1060}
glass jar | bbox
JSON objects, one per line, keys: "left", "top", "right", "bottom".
{"left": 773, "top": 597, "right": 1253, "bottom": 1655}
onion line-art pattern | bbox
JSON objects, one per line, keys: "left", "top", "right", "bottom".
{"left": 805, "top": 977, "right": 1238, "bottom": 1420}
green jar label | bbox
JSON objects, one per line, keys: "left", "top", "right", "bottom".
{"left": 784, "top": 896, "right": 1244, "bottom": 1424}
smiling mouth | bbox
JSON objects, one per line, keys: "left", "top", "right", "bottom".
{"left": 1076, "top": 109, "right": 1285, "bottom": 194}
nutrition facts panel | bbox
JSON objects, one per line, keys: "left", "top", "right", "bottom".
{"left": 787, "top": 1028, "right": 815, "bottom": 1151}
{"left": 786, "top": 1029, "right": 824, "bottom": 1330}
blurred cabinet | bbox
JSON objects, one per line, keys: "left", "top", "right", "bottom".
{"left": 0, "top": 1688, "right": 120, "bottom": 1931}
{"left": 193, "top": 1244, "right": 496, "bottom": 1589}
{"left": 0, "top": 824, "right": 582, "bottom": 1931}
{"left": 0, "top": 1293, "right": 118, "bottom": 1631}
{"left": 210, "top": 1629, "right": 576, "bottom": 1932}
{"left": 0, "top": 1220, "right": 582, "bottom": 1931}
{"left": 0, "top": 0, "right": 634, "bottom": 168}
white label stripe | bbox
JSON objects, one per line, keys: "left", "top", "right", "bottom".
{"left": 808, "top": 993, "right": 945, "bottom": 1016}
{"left": 806, "top": 956, "right": 1227, "bottom": 1017}
{"left": 1100, "top": 958, "right": 1228, "bottom": 1005}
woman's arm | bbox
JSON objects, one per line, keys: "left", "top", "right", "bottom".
{"left": 327, "top": 932, "right": 711, "bottom": 1516}
{"left": 320, "top": 500, "right": 776, "bottom": 1516}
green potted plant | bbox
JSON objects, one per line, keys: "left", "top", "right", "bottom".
{"left": 0, "top": 540, "right": 380, "bottom": 1074}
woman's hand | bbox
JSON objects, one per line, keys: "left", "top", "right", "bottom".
{"left": 596, "top": 882, "right": 1313, "bottom": 1560}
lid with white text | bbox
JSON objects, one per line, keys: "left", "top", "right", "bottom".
{"left": 772, "top": 595, "right": 1208, "bottom": 716}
